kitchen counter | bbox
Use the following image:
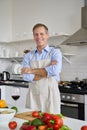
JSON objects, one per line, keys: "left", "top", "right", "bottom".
{"left": 0, "top": 80, "right": 28, "bottom": 88}
{"left": 1, "top": 80, "right": 87, "bottom": 94}
{"left": 0, "top": 107, "right": 87, "bottom": 130}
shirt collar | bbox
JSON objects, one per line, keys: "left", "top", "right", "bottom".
{"left": 35, "top": 45, "right": 49, "bottom": 53}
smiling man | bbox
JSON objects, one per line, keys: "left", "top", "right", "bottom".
{"left": 21, "top": 23, "right": 62, "bottom": 114}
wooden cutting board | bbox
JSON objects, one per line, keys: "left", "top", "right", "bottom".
{"left": 15, "top": 111, "right": 36, "bottom": 121}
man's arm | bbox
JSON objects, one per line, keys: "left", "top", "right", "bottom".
{"left": 33, "top": 74, "right": 45, "bottom": 81}
{"left": 21, "top": 67, "right": 47, "bottom": 76}
{"left": 21, "top": 60, "right": 57, "bottom": 81}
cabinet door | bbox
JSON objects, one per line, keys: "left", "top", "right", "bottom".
{"left": 16, "top": 87, "right": 28, "bottom": 107}
{"left": 0, "top": 85, "right": 5, "bottom": 99}
{"left": 5, "top": 86, "right": 28, "bottom": 108}
{"left": 85, "top": 95, "right": 87, "bottom": 121}
{"left": 85, "top": 105, "right": 87, "bottom": 121}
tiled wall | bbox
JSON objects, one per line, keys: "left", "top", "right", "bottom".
{"left": 0, "top": 39, "right": 87, "bottom": 81}
{"left": 61, "top": 46, "right": 87, "bottom": 81}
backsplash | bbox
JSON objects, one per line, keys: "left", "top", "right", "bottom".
{"left": 0, "top": 39, "right": 87, "bottom": 81}
{"left": 61, "top": 46, "right": 87, "bottom": 81}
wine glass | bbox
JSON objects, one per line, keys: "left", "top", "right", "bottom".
{"left": 11, "top": 87, "right": 21, "bottom": 107}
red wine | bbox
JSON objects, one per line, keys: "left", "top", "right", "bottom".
{"left": 11, "top": 95, "right": 20, "bottom": 100}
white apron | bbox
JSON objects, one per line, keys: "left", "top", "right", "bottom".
{"left": 26, "top": 53, "right": 60, "bottom": 114}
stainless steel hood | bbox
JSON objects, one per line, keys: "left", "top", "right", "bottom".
{"left": 62, "top": 6, "right": 87, "bottom": 46}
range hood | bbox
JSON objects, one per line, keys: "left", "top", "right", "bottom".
{"left": 62, "top": 6, "right": 87, "bottom": 46}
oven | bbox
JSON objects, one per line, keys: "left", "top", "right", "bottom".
{"left": 60, "top": 93, "right": 85, "bottom": 120}
{"left": 59, "top": 80, "right": 87, "bottom": 120}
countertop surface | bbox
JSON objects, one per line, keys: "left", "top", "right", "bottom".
{"left": 0, "top": 80, "right": 87, "bottom": 94}
{"left": 0, "top": 80, "right": 28, "bottom": 88}
{"left": 0, "top": 107, "right": 87, "bottom": 130}
{"left": 0, "top": 80, "right": 87, "bottom": 95}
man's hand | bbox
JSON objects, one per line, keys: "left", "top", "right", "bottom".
{"left": 21, "top": 67, "right": 31, "bottom": 74}
{"left": 34, "top": 74, "right": 44, "bottom": 81}
{"left": 21, "top": 67, "right": 47, "bottom": 77}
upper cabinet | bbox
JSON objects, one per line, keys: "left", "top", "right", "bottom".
{"left": 0, "top": 0, "right": 12, "bottom": 42}
{"left": 0, "top": 0, "right": 84, "bottom": 42}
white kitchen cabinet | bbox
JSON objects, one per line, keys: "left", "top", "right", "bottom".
{"left": 85, "top": 105, "right": 87, "bottom": 121}
{"left": 0, "top": 0, "right": 83, "bottom": 41}
{"left": 85, "top": 95, "right": 87, "bottom": 121}
{"left": 4, "top": 85, "right": 28, "bottom": 108}
{"left": 0, "top": 85, "right": 6, "bottom": 100}
{"left": 12, "top": 0, "right": 83, "bottom": 41}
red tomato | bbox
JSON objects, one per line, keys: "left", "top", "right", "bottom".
{"left": 81, "top": 125, "right": 87, "bottom": 130}
{"left": 8, "top": 121, "right": 17, "bottom": 129}
{"left": 31, "top": 111, "right": 39, "bottom": 118}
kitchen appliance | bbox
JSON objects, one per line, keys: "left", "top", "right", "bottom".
{"left": 61, "top": 93, "right": 84, "bottom": 120}
{"left": 62, "top": 0, "right": 87, "bottom": 45}
{"left": 2, "top": 71, "right": 10, "bottom": 81}
{"left": 59, "top": 80, "right": 87, "bottom": 120}
{"left": 0, "top": 73, "right": 3, "bottom": 81}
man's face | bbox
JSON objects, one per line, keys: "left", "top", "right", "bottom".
{"left": 33, "top": 26, "right": 49, "bottom": 48}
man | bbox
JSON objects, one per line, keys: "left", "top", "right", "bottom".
{"left": 21, "top": 23, "right": 62, "bottom": 114}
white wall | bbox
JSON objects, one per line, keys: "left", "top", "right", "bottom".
{"left": 12, "top": 0, "right": 84, "bottom": 40}
{"left": 0, "top": 0, "right": 84, "bottom": 41}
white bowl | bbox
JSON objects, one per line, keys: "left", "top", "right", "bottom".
{"left": 0, "top": 108, "right": 16, "bottom": 123}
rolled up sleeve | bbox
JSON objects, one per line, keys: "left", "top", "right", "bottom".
{"left": 45, "top": 49, "right": 62, "bottom": 78}
{"left": 22, "top": 53, "right": 35, "bottom": 82}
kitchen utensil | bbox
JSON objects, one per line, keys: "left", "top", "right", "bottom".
{"left": 15, "top": 111, "right": 36, "bottom": 121}
{"left": 2, "top": 71, "right": 10, "bottom": 81}
{"left": 0, "top": 108, "right": 16, "bottom": 123}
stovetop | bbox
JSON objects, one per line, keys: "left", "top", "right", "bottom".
{"left": 59, "top": 81, "right": 87, "bottom": 94}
